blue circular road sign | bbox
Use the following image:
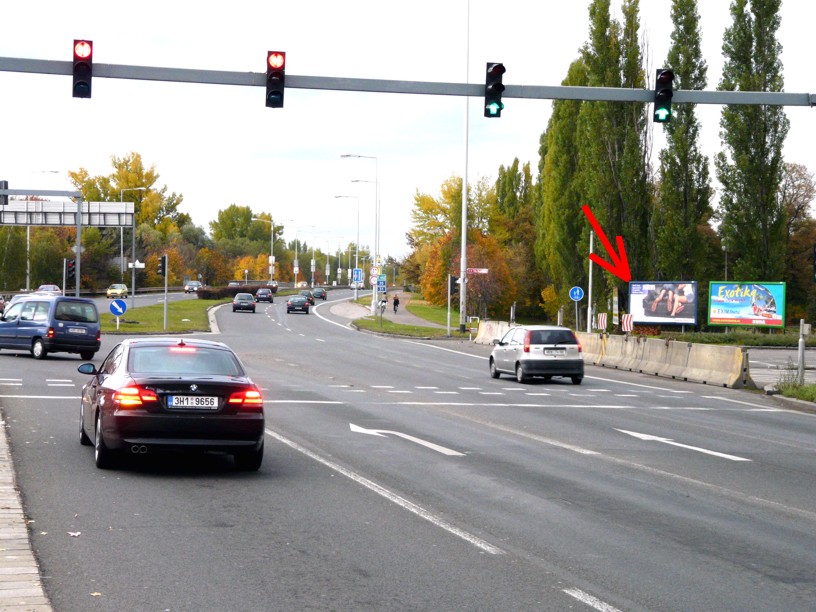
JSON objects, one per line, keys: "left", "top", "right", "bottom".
{"left": 110, "top": 299, "right": 128, "bottom": 316}
{"left": 569, "top": 286, "right": 585, "bottom": 302}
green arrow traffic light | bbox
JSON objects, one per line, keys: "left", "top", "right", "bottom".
{"left": 485, "top": 101, "right": 504, "bottom": 117}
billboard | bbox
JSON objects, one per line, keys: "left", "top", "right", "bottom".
{"left": 629, "top": 282, "right": 698, "bottom": 326}
{"left": 708, "top": 282, "right": 785, "bottom": 328}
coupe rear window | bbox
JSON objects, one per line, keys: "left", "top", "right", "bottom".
{"left": 128, "top": 346, "right": 244, "bottom": 376}
{"left": 529, "top": 330, "right": 577, "bottom": 345}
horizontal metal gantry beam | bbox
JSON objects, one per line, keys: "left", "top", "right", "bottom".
{"left": 1, "top": 56, "right": 813, "bottom": 107}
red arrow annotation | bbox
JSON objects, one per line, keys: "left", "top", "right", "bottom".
{"left": 581, "top": 205, "right": 632, "bottom": 282}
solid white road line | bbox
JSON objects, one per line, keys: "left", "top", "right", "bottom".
{"left": 265, "top": 428, "right": 504, "bottom": 554}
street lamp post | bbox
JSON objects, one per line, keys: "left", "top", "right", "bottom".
{"left": 120, "top": 187, "right": 146, "bottom": 283}
{"left": 342, "top": 154, "right": 378, "bottom": 312}
{"left": 251, "top": 217, "right": 276, "bottom": 281}
{"left": 335, "top": 195, "right": 360, "bottom": 299}
{"left": 292, "top": 225, "right": 315, "bottom": 287}
{"left": 120, "top": 187, "right": 147, "bottom": 312}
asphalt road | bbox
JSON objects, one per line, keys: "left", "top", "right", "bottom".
{"left": 2, "top": 290, "right": 815, "bottom": 611}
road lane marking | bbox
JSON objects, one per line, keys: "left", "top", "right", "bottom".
{"left": 616, "top": 429, "right": 752, "bottom": 461}
{"left": 701, "top": 396, "right": 785, "bottom": 411}
{"left": 350, "top": 423, "right": 465, "bottom": 456}
{"left": 587, "top": 375, "right": 692, "bottom": 393}
{"left": 265, "top": 428, "right": 503, "bottom": 554}
{"left": 563, "top": 588, "right": 621, "bottom": 612}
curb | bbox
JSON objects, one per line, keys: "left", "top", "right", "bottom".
{"left": 0, "top": 414, "right": 52, "bottom": 611}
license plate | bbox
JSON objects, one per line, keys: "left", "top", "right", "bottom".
{"left": 168, "top": 395, "right": 218, "bottom": 409}
{"left": 68, "top": 327, "right": 87, "bottom": 334}
{"left": 544, "top": 349, "right": 565, "bottom": 355}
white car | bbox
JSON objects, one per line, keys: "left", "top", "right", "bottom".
{"left": 489, "top": 325, "right": 584, "bottom": 384}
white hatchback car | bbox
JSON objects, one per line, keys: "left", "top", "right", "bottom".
{"left": 489, "top": 325, "right": 584, "bottom": 384}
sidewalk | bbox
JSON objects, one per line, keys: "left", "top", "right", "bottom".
{"left": 330, "top": 294, "right": 446, "bottom": 329}
{"left": 0, "top": 418, "right": 51, "bottom": 611}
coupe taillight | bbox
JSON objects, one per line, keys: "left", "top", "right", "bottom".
{"left": 228, "top": 387, "right": 263, "bottom": 410}
{"left": 113, "top": 385, "right": 159, "bottom": 408}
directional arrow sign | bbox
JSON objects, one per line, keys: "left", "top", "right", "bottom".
{"left": 350, "top": 423, "right": 465, "bottom": 456}
{"left": 109, "top": 299, "right": 127, "bottom": 316}
{"left": 616, "top": 429, "right": 751, "bottom": 462}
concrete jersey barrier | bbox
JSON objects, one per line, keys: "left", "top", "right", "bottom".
{"left": 577, "top": 332, "right": 754, "bottom": 389}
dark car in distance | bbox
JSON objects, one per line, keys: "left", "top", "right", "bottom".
{"left": 286, "top": 295, "right": 309, "bottom": 314}
{"left": 78, "top": 337, "right": 265, "bottom": 470}
{"left": 312, "top": 287, "right": 327, "bottom": 300}
{"left": 232, "top": 293, "right": 256, "bottom": 313}
{"left": 255, "top": 288, "right": 274, "bottom": 303}
{"left": 299, "top": 290, "right": 315, "bottom": 305}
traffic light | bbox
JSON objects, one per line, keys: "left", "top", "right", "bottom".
{"left": 157, "top": 255, "right": 167, "bottom": 277}
{"left": 66, "top": 259, "right": 76, "bottom": 281}
{"left": 653, "top": 68, "right": 675, "bottom": 123}
{"left": 0, "top": 180, "right": 7, "bottom": 206}
{"left": 449, "top": 275, "right": 460, "bottom": 294}
{"left": 72, "top": 39, "right": 93, "bottom": 98}
{"left": 266, "top": 51, "right": 286, "bottom": 108}
{"left": 484, "top": 62, "right": 506, "bottom": 118}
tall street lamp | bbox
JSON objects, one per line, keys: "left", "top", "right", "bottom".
{"left": 335, "top": 195, "right": 360, "bottom": 299}
{"left": 292, "top": 225, "right": 315, "bottom": 287}
{"left": 120, "top": 187, "right": 146, "bottom": 282}
{"left": 342, "top": 153, "right": 378, "bottom": 313}
{"left": 251, "top": 217, "right": 277, "bottom": 281}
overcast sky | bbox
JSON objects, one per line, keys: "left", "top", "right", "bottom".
{"left": 1, "top": 1, "right": 813, "bottom": 261}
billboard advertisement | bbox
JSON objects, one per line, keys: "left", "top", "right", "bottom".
{"left": 628, "top": 281, "right": 698, "bottom": 326}
{"left": 708, "top": 282, "right": 785, "bottom": 328}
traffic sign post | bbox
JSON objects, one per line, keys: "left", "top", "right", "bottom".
{"left": 109, "top": 299, "right": 127, "bottom": 331}
{"left": 569, "top": 286, "right": 584, "bottom": 332}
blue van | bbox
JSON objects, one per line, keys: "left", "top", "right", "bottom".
{"left": 0, "top": 295, "right": 100, "bottom": 360}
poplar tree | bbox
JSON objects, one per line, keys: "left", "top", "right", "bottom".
{"left": 575, "top": 0, "right": 651, "bottom": 306}
{"left": 656, "top": 0, "right": 712, "bottom": 281}
{"left": 536, "top": 58, "right": 588, "bottom": 300}
{"left": 715, "top": 0, "right": 789, "bottom": 280}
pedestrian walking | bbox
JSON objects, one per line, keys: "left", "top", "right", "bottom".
{"left": 393, "top": 294, "right": 400, "bottom": 314}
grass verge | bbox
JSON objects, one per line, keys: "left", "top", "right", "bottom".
{"left": 774, "top": 364, "right": 816, "bottom": 402}
{"left": 101, "top": 298, "right": 229, "bottom": 333}
{"left": 353, "top": 315, "right": 470, "bottom": 338}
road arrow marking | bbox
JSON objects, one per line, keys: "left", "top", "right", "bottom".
{"left": 616, "top": 429, "right": 752, "bottom": 462}
{"left": 350, "top": 423, "right": 465, "bottom": 456}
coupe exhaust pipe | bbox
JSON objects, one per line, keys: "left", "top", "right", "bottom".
{"left": 130, "top": 445, "right": 148, "bottom": 454}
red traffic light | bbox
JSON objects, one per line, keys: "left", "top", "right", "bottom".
{"left": 266, "top": 51, "right": 286, "bottom": 108}
{"left": 72, "top": 39, "right": 93, "bottom": 98}
{"left": 268, "top": 52, "right": 285, "bottom": 70}
{"left": 74, "top": 40, "right": 92, "bottom": 60}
